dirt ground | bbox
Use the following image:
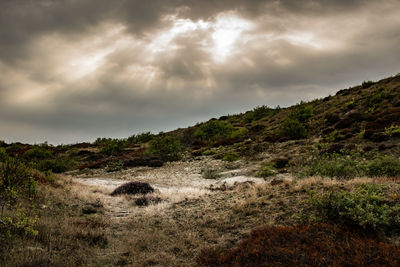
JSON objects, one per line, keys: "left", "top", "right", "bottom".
{"left": 59, "top": 157, "right": 279, "bottom": 266}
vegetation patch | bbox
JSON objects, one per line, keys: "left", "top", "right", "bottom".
{"left": 198, "top": 223, "right": 400, "bottom": 266}
{"left": 308, "top": 184, "right": 400, "bottom": 234}
{"left": 256, "top": 163, "right": 277, "bottom": 178}
{"left": 278, "top": 118, "right": 308, "bottom": 140}
{"left": 222, "top": 152, "right": 240, "bottom": 162}
{"left": 146, "top": 135, "right": 182, "bottom": 161}
{"left": 110, "top": 181, "right": 154, "bottom": 196}
{"left": 300, "top": 153, "right": 400, "bottom": 178}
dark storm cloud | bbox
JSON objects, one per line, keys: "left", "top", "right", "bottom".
{"left": 1, "top": 0, "right": 400, "bottom": 143}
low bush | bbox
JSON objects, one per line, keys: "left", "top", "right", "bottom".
{"left": 127, "top": 132, "right": 154, "bottom": 144}
{"left": 290, "top": 102, "right": 314, "bottom": 123}
{"left": 110, "top": 181, "right": 154, "bottom": 196}
{"left": 278, "top": 118, "right": 308, "bottom": 140}
{"left": 385, "top": 124, "right": 400, "bottom": 137}
{"left": 223, "top": 152, "right": 240, "bottom": 162}
{"left": 364, "top": 155, "right": 400, "bottom": 177}
{"left": 198, "top": 223, "right": 400, "bottom": 266}
{"left": 308, "top": 184, "right": 400, "bottom": 233}
{"left": 23, "top": 146, "right": 53, "bottom": 161}
{"left": 0, "top": 157, "right": 38, "bottom": 243}
{"left": 301, "top": 153, "right": 400, "bottom": 178}
{"left": 367, "top": 90, "right": 385, "bottom": 107}
{"left": 194, "top": 121, "right": 234, "bottom": 142}
{"left": 302, "top": 154, "right": 359, "bottom": 178}
{"left": 256, "top": 163, "right": 276, "bottom": 178}
{"left": 243, "top": 105, "right": 279, "bottom": 123}
{"left": 362, "top": 80, "right": 376, "bottom": 88}
{"left": 105, "top": 159, "right": 124, "bottom": 172}
{"left": 146, "top": 135, "right": 182, "bottom": 161}
{"left": 1, "top": 157, "right": 36, "bottom": 207}
{"left": 37, "top": 158, "right": 72, "bottom": 173}
{"left": 99, "top": 139, "right": 125, "bottom": 156}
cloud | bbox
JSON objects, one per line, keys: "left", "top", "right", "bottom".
{"left": 1, "top": 0, "right": 400, "bottom": 143}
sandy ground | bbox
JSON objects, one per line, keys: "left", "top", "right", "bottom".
{"left": 66, "top": 158, "right": 267, "bottom": 220}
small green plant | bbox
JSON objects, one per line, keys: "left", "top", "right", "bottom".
{"left": 37, "top": 158, "right": 72, "bottom": 173}
{"left": 127, "top": 132, "right": 154, "bottom": 144}
{"left": 290, "top": 102, "right": 314, "bottom": 123}
{"left": 243, "top": 105, "right": 279, "bottom": 123}
{"left": 23, "top": 146, "right": 53, "bottom": 161}
{"left": 279, "top": 118, "right": 308, "bottom": 140}
{"left": 146, "top": 135, "right": 182, "bottom": 161}
{"left": 223, "top": 152, "right": 240, "bottom": 162}
{"left": 345, "top": 100, "right": 356, "bottom": 110}
{"left": 106, "top": 159, "right": 124, "bottom": 172}
{"left": 0, "top": 148, "right": 6, "bottom": 162}
{"left": 302, "top": 153, "right": 359, "bottom": 178}
{"left": 367, "top": 90, "right": 385, "bottom": 107}
{"left": 385, "top": 124, "right": 400, "bottom": 137}
{"left": 308, "top": 184, "right": 400, "bottom": 233}
{"left": 202, "top": 149, "right": 217, "bottom": 156}
{"left": 230, "top": 127, "right": 249, "bottom": 140}
{"left": 99, "top": 139, "right": 125, "bottom": 156}
{"left": 363, "top": 156, "right": 400, "bottom": 177}
{"left": 194, "top": 120, "right": 234, "bottom": 142}
{"left": 257, "top": 163, "right": 277, "bottom": 178}
{"left": 361, "top": 80, "right": 375, "bottom": 89}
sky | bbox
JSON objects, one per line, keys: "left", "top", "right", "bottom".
{"left": 1, "top": 0, "right": 400, "bottom": 144}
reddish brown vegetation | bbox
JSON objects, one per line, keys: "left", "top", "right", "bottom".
{"left": 198, "top": 223, "right": 400, "bottom": 267}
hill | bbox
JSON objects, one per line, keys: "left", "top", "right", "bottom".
{"left": 1, "top": 74, "right": 400, "bottom": 266}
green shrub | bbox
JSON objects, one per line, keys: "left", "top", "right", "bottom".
{"left": 290, "top": 102, "right": 314, "bottom": 123}
{"left": 194, "top": 120, "right": 234, "bottom": 142}
{"left": 364, "top": 156, "right": 400, "bottom": 177}
{"left": 362, "top": 80, "right": 375, "bottom": 88}
{"left": 279, "top": 118, "right": 308, "bottom": 139}
{"left": 0, "top": 148, "right": 6, "bottom": 162}
{"left": 230, "top": 127, "right": 249, "bottom": 140}
{"left": 257, "top": 163, "right": 277, "bottom": 178}
{"left": 0, "top": 157, "right": 36, "bottom": 208}
{"left": 345, "top": 101, "right": 356, "bottom": 110}
{"left": 24, "top": 146, "right": 53, "bottom": 161}
{"left": 100, "top": 139, "right": 125, "bottom": 156}
{"left": 37, "top": 158, "right": 72, "bottom": 173}
{"left": 243, "top": 105, "right": 279, "bottom": 123}
{"left": 385, "top": 125, "right": 400, "bottom": 137}
{"left": 106, "top": 159, "right": 124, "bottom": 172}
{"left": 223, "top": 152, "right": 240, "bottom": 162}
{"left": 202, "top": 149, "right": 217, "bottom": 156}
{"left": 308, "top": 184, "right": 400, "bottom": 233}
{"left": 127, "top": 132, "right": 154, "bottom": 144}
{"left": 367, "top": 90, "right": 385, "bottom": 107}
{"left": 303, "top": 154, "right": 359, "bottom": 178}
{"left": 146, "top": 135, "right": 182, "bottom": 161}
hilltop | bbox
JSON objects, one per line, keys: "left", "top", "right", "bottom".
{"left": 2, "top": 73, "right": 400, "bottom": 170}
{"left": 1, "top": 74, "right": 400, "bottom": 266}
